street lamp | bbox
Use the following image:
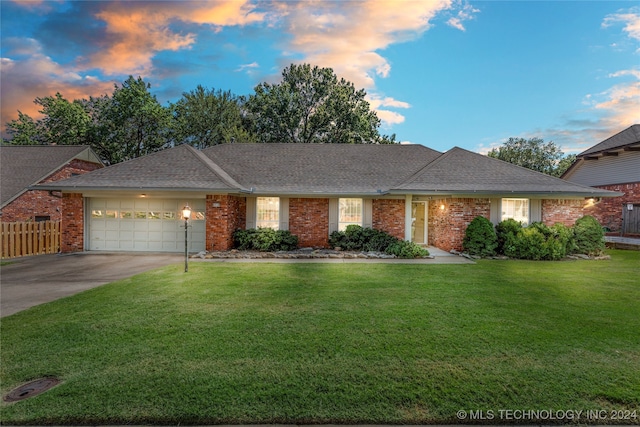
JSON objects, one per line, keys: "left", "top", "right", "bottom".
{"left": 182, "top": 205, "right": 191, "bottom": 272}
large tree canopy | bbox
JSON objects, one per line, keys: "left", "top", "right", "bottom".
{"left": 170, "top": 85, "right": 255, "bottom": 148}
{"left": 246, "top": 64, "right": 395, "bottom": 144}
{"left": 487, "top": 137, "right": 574, "bottom": 177}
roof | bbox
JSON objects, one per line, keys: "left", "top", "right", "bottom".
{"left": 394, "top": 147, "right": 616, "bottom": 197}
{"left": 1, "top": 145, "right": 102, "bottom": 207}
{"left": 35, "top": 143, "right": 620, "bottom": 198}
{"left": 578, "top": 124, "right": 640, "bottom": 157}
{"left": 33, "top": 144, "right": 242, "bottom": 193}
{"left": 203, "top": 143, "right": 442, "bottom": 194}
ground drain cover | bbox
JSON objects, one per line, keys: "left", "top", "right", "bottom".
{"left": 3, "top": 377, "right": 60, "bottom": 402}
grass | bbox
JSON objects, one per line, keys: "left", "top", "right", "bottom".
{"left": 1, "top": 250, "right": 639, "bottom": 425}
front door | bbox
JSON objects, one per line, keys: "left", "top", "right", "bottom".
{"left": 411, "top": 201, "right": 427, "bottom": 245}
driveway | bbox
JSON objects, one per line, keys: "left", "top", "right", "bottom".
{"left": 1, "top": 252, "right": 182, "bottom": 318}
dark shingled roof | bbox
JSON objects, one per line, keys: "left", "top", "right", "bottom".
{"left": 35, "top": 143, "right": 619, "bottom": 198}
{"left": 203, "top": 143, "right": 442, "bottom": 194}
{"left": 35, "top": 144, "right": 240, "bottom": 192}
{"left": 394, "top": 147, "right": 616, "bottom": 196}
{"left": 1, "top": 145, "right": 100, "bottom": 206}
{"left": 579, "top": 124, "right": 640, "bottom": 157}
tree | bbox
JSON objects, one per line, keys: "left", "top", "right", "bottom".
{"left": 4, "top": 111, "right": 41, "bottom": 145}
{"left": 169, "top": 85, "right": 255, "bottom": 148}
{"left": 245, "top": 63, "right": 395, "bottom": 144}
{"left": 95, "top": 76, "right": 172, "bottom": 164}
{"left": 487, "top": 137, "right": 572, "bottom": 177}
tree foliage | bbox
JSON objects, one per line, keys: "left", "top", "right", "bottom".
{"left": 246, "top": 64, "right": 394, "bottom": 144}
{"left": 170, "top": 85, "right": 255, "bottom": 148}
{"left": 488, "top": 137, "right": 573, "bottom": 177}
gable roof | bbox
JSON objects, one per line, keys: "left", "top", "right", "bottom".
{"left": 393, "top": 147, "right": 615, "bottom": 197}
{"left": 203, "top": 143, "right": 442, "bottom": 194}
{"left": 578, "top": 124, "right": 640, "bottom": 157}
{"left": 1, "top": 145, "right": 102, "bottom": 207}
{"left": 33, "top": 144, "right": 244, "bottom": 193}
{"left": 35, "top": 143, "right": 619, "bottom": 198}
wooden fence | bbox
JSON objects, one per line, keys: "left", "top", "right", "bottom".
{"left": 1, "top": 221, "right": 61, "bottom": 259}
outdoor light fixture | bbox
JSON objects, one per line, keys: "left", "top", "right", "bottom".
{"left": 440, "top": 204, "right": 445, "bottom": 210}
{"left": 182, "top": 205, "right": 191, "bottom": 272}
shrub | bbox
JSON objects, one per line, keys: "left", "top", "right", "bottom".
{"left": 462, "top": 216, "right": 498, "bottom": 257}
{"left": 385, "top": 240, "right": 430, "bottom": 259}
{"left": 573, "top": 215, "right": 605, "bottom": 256}
{"left": 504, "top": 226, "right": 547, "bottom": 260}
{"left": 329, "top": 225, "right": 397, "bottom": 252}
{"left": 233, "top": 228, "right": 299, "bottom": 252}
{"left": 495, "top": 218, "right": 523, "bottom": 254}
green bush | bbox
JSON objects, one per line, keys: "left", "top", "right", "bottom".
{"left": 501, "top": 222, "right": 576, "bottom": 261}
{"left": 504, "top": 226, "right": 547, "bottom": 260}
{"left": 329, "top": 225, "right": 397, "bottom": 252}
{"left": 233, "top": 228, "right": 299, "bottom": 252}
{"left": 329, "top": 225, "right": 428, "bottom": 258}
{"left": 462, "top": 216, "right": 498, "bottom": 257}
{"left": 573, "top": 215, "right": 605, "bottom": 256}
{"left": 495, "top": 218, "right": 523, "bottom": 254}
{"left": 386, "top": 240, "right": 430, "bottom": 259}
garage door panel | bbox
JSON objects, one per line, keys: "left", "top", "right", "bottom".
{"left": 89, "top": 198, "right": 205, "bottom": 253}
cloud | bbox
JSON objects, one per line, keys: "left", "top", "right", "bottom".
{"left": 446, "top": 1, "right": 480, "bottom": 31}
{"left": 602, "top": 6, "right": 640, "bottom": 52}
{"left": 89, "top": 1, "right": 265, "bottom": 75}
{"left": 367, "top": 95, "right": 410, "bottom": 126}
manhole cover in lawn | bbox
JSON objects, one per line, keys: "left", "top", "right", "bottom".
{"left": 3, "top": 377, "right": 60, "bottom": 402}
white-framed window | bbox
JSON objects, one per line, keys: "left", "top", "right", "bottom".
{"left": 502, "top": 198, "right": 529, "bottom": 225}
{"left": 256, "top": 197, "right": 279, "bottom": 229}
{"left": 338, "top": 198, "right": 363, "bottom": 231}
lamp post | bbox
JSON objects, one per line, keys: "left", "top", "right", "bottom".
{"left": 182, "top": 205, "right": 191, "bottom": 272}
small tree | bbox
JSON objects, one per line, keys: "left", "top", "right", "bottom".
{"left": 463, "top": 216, "right": 498, "bottom": 257}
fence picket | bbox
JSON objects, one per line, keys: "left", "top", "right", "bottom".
{"left": 0, "top": 221, "right": 61, "bottom": 259}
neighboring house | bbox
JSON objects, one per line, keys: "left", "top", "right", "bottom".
{"left": 36, "top": 143, "right": 618, "bottom": 253}
{"left": 0, "top": 145, "right": 103, "bottom": 223}
{"left": 562, "top": 125, "right": 640, "bottom": 235}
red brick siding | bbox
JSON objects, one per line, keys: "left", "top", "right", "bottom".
{"left": 289, "top": 198, "right": 329, "bottom": 248}
{"left": 61, "top": 193, "right": 84, "bottom": 253}
{"left": 372, "top": 199, "right": 405, "bottom": 240}
{"left": 541, "top": 199, "right": 584, "bottom": 227}
{"left": 1, "top": 159, "right": 102, "bottom": 223}
{"left": 206, "top": 195, "right": 246, "bottom": 251}
{"left": 428, "top": 198, "right": 491, "bottom": 251}
{"left": 583, "top": 182, "right": 639, "bottom": 232}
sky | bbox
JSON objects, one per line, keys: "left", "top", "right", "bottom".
{"left": 1, "top": 0, "right": 639, "bottom": 154}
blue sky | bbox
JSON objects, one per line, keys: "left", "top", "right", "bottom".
{"left": 1, "top": 0, "right": 638, "bottom": 154}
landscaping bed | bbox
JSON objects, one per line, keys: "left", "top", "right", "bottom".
{"left": 193, "top": 247, "right": 433, "bottom": 260}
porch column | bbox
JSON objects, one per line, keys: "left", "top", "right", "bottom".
{"left": 405, "top": 194, "right": 412, "bottom": 241}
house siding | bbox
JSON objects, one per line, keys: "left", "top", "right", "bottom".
{"left": 428, "top": 198, "right": 492, "bottom": 251}
{"left": 541, "top": 199, "right": 585, "bottom": 226}
{"left": 206, "top": 195, "right": 246, "bottom": 251}
{"left": 1, "top": 159, "right": 102, "bottom": 223}
{"left": 61, "top": 193, "right": 84, "bottom": 253}
{"left": 564, "top": 151, "right": 640, "bottom": 187}
{"left": 289, "top": 198, "right": 330, "bottom": 248}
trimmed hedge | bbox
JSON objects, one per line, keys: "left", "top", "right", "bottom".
{"left": 463, "top": 216, "right": 498, "bottom": 257}
{"left": 573, "top": 215, "right": 605, "bottom": 256}
{"left": 329, "top": 225, "right": 429, "bottom": 259}
{"left": 233, "top": 228, "right": 299, "bottom": 252}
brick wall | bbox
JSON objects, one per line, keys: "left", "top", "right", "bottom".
{"left": 541, "top": 199, "right": 584, "bottom": 227}
{"left": 1, "top": 159, "right": 102, "bottom": 223}
{"left": 428, "top": 198, "right": 491, "bottom": 251}
{"left": 206, "top": 195, "right": 246, "bottom": 251}
{"left": 372, "top": 199, "right": 405, "bottom": 240}
{"left": 289, "top": 198, "right": 330, "bottom": 248}
{"left": 583, "top": 182, "right": 639, "bottom": 232}
{"left": 61, "top": 193, "right": 84, "bottom": 253}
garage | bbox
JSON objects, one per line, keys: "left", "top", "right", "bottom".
{"left": 88, "top": 198, "right": 206, "bottom": 252}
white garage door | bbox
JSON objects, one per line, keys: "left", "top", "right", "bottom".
{"left": 88, "top": 198, "right": 206, "bottom": 252}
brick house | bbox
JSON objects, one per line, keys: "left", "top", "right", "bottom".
{"left": 36, "top": 143, "right": 619, "bottom": 253}
{"left": 562, "top": 125, "right": 640, "bottom": 235}
{"left": 1, "top": 145, "right": 103, "bottom": 223}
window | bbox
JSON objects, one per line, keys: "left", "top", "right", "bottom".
{"left": 256, "top": 197, "right": 279, "bottom": 229}
{"left": 339, "top": 198, "right": 363, "bottom": 231}
{"left": 502, "top": 198, "right": 529, "bottom": 225}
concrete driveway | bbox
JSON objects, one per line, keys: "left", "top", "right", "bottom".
{"left": 1, "top": 252, "right": 182, "bottom": 318}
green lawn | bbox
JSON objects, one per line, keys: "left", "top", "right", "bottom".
{"left": 1, "top": 250, "right": 639, "bottom": 425}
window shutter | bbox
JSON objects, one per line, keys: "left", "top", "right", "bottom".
{"left": 328, "top": 198, "right": 338, "bottom": 234}
{"left": 246, "top": 197, "right": 256, "bottom": 229}
{"left": 363, "top": 199, "right": 373, "bottom": 228}
{"left": 279, "top": 198, "right": 289, "bottom": 231}
{"left": 530, "top": 199, "right": 542, "bottom": 223}
{"left": 490, "top": 198, "right": 501, "bottom": 225}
